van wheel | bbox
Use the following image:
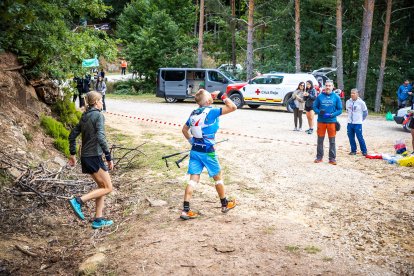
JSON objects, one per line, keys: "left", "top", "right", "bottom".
{"left": 403, "top": 124, "right": 412, "bottom": 133}
{"left": 229, "top": 94, "right": 243, "bottom": 109}
{"left": 165, "top": 97, "right": 178, "bottom": 103}
{"left": 248, "top": 104, "right": 260, "bottom": 109}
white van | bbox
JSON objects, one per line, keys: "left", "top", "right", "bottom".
{"left": 225, "top": 73, "right": 319, "bottom": 111}
{"left": 156, "top": 68, "right": 242, "bottom": 103}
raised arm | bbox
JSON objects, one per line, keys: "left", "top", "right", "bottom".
{"left": 211, "top": 91, "right": 237, "bottom": 115}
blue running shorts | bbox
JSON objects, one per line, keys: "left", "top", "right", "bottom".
{"left": 187, "top": 150, "right": 221, "bottom": 177}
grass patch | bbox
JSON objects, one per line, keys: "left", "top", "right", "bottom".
{"left": 40, "top": 115, "right": 70, "bottom": 139}
{"left": 23, "top": 131, "right": 33, "bottom": 142}
{"left": 106, "top": 127, "right": 182, "bottom": 177}
{"left": 304, "top": 245, "right": 321, "bottom": 254}
{"left": 40, "top": 115, "right": 71, "bottom": 157}
{"left": 285, "top": 245, "right": 300, "bottom": 253}
{"left": 106, "top": 93, "right": 163, "bottom": 103}
{"left": 262, "top": 225, "right": 276, "bottom": 234}
{"left": 0, "top": 169, "right": 12, "bottom": 188}
{"left": 322, "top": 256, "right": 333, "bottom": 262}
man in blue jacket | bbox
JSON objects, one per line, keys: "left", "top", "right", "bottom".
{"left": 313, "top": 80, "right": 343, "bottom": 165}
{"left": 397, "top": 80, "right": 412, "bottom": 108}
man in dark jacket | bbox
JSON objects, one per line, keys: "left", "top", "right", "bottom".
{"left": 73, "top": 76, "right": 83, "bottom": 104}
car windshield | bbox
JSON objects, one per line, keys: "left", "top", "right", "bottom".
{"left": 219, "top": 70, "right": 240, "bottom": 81}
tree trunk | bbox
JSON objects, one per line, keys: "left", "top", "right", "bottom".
{"left": 246, "top": 0, "right": 255, "bottom": 80}
{"left": 194, "top": 0, "right": 198, "bottom": 37}
{"left": 295, "top": 0, "right": 301, "bottom": 73}
{"left": 231, "top": 0, "right": 236, "bottom": 67}
{"left": 197, "top": 0, "right": 205, "bottom": 68}
{"left": 375, "top": 0, "right": 392, "bottom": 112}
{"left": 336, "top": 0, "right": 344, "bottom": 91}
{"left": 356, "top": 0, "right": 375, "bottom": 99}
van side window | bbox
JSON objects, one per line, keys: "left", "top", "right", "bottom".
{"left": 252, "top": 77, "right": 266, "bottom": 84}
{"left": 268, "top": 76, "right": 283, "bottom": 84}
{"left": 208, "top": 71, "right": 225, "bottom": 83}
{"left": 162, "top": 70, "right": 185, "bottom": 81}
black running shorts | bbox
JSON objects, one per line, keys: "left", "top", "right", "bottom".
{"left": 81, "top": 156, "right": 108, "bottom": 174}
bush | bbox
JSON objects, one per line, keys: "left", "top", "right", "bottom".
{"left": 52, "top": 92, "right": 82, "bottom": 128}
{"left": 40, "top": 115, "right": 70, "bottom": 139}
{"left": 40, "top": 115, "right": 71, "bottom": 156}
{"left": 54, "top": 138, "right": 70, "bottom": 157}
{"left": 110, "top": 79, "right": 155, "bottom": 95}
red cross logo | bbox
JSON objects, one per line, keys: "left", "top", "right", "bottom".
{"left": 255, "top": 89, "right": 260, "bottom": 95}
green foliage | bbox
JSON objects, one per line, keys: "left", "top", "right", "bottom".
{"left": 40, "top": 116, "right": 70, "bottom": 140}
{"left": 0, "top": 169, "right": 12, "bottom": 188}
{"left": 40, "top": 115, "right": 71, "bottom": 157}
{"left": 111, "top": 79, "right": 154, "bottom": 94}
{"left": 54, "top": 138, "right": 71, "bottom": 157}
{"left": 52, "top": 93, "right": 82, "bottom": 128}
{"left": 0, "top": 0, "right": 118, "bottom": 79}
{"left": 118, "top": 0, "right": 196, "bottom": 84}
{"left": 23, "top": 131, "right": 33, "bottom": 142}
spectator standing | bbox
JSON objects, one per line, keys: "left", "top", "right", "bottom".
{"left": 313, "top": 80, "right": 343, "bottom": 165}
{"left": 120, "top": 59, "right": 127, "bottom": 75}
{"left": 304, "top": 80, "right": 317, "bottom": 134}
{"left": 95, "top": 76, "right": 107, "bottom": 112}
{"left": 346, "top": 89, "right": 368, "bottom": 156}
{"left": 99, "top": 69, "right": 105, "bottom": 79}
{"left": 292, "top": 82, "right": 305, "bottom": 131}
{"left": 80, "top": 75, "right": 91, "bottom": 108}
{"left": 73, "top": 76, "right": 83, "bottom": 105}
{"left": 397, "top": 80, "right": 412, "bottom": 108}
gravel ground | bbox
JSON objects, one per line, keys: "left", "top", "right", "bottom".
{"left": 102, "top": 98, "right": 414, "bottom": 275}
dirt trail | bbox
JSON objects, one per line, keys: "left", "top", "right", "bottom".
{"left": 99, "top": 100, "right": 413, "bottom": 275}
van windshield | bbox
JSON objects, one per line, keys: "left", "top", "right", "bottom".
{"left": 219, "top": 70, "right": 240, "bottom": 81}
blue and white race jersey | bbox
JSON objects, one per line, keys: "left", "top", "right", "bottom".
{"left": 185, "top": 107, "right": 222, "bottom": 152}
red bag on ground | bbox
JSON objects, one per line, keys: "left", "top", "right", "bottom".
{"left": 365, "top": 154, "right": 382, "bottom": 159}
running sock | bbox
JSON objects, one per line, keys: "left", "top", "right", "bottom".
{"left": 220, "top": 197, "right": 228, "bottom": 207}
{"left": 94, "top": 217, "right": 102, "bottom": 222}
{"left": 183, "top": 201, "right": 190, "bottom": 212}
{"left": 75, "top": 197, "right": 83, "bottom": 206}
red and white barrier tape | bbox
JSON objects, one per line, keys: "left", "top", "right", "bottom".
{"left": 106, "top": 111, "right": 347, "bottom": 151}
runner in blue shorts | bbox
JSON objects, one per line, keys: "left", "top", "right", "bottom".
{"left": 180, "top": 89, "right": 237, "bottom": 220}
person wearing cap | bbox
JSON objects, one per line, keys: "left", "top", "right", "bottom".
{"left": 346, "top": 88, "right": 368, "bottom": 156}
{"left": 68, "top": 91, "right": 114, "bottom": 229}
{"left": 180, "top": 89, "right": 237, "bottom": 220}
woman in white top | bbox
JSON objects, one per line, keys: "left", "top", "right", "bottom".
{"left": 292, "top": 82, "right": 305, "bottom": 131}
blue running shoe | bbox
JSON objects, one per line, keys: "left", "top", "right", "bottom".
{"left": 91, "top": 219, "right": 114, "bottom": 229}
{"left": 69, "top": 198, "right": 85, "bottom": 220}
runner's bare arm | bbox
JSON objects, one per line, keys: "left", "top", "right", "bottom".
{"left": 221, "top": 96, "right": 237, "bottom": 115}
{"left": 182, "top": 124, "right": 191, "bottom": 140}
{"left": 210, "top": 90, "right": 236, "bottom": 115}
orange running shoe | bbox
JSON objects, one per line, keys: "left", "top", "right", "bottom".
{"left": 222, "top": 199, "right": 237, "bottom": 213}
{"left": 180, "top": 210, "right": 199, "bottom": 220}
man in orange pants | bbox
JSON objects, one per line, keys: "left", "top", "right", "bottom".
{"left": 313, "top": 80, "right": 343, "bottom": 165}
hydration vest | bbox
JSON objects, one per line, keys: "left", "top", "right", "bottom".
{"left": 189, "top": 108, "right": 214, "bottom": 138}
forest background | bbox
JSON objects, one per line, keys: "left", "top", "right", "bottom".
{"left": 1, "top": 0, "right": 413, "bottom": 111}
